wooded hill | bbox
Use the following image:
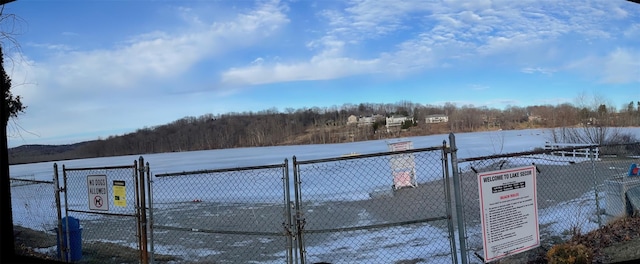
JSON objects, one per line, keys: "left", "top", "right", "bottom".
{"left": 9, "top": 100, "right": 640, "bottom": 164}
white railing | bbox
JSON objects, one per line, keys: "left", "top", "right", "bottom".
{"left": 544, "top": 142, "right": 599, "bottom": 160}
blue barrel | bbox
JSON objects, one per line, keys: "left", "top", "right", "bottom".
{"left": 56, "top": 216, "right": 82, "bottom": 262}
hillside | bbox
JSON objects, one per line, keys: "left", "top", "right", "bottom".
{"left": 8, "top": 142, "right": 96, "bottom": 165}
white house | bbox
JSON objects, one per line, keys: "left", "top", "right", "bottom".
{"left": 425, "top": 114, "right": 448, "bottom": 124}
{"left": 386, "top": 115, "right": 413, "bottom": 132}
{"left": 360, "top": 115, "right": 384, "bottom": 126}
{"left": 347, "top": 114, "right": 383, "bottom": 126}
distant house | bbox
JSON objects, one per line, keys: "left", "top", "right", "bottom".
{"left": 347, "top": 114, "right": 384, "bottom": 126}
{"left": 425, "top": 114, "right": 448, "bottom": 124}
{"left": 359, "top": 115, "right": 384, "bottom": 126}
{"left": 528, "top": 115, "right": 542, "bottom": 122}
{"left": 386, "top": 115, "right": 413, "bottom": 132}
{"left": 347, "top": 115, "right": 358, "bottom": 125}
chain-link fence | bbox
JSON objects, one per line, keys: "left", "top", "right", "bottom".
{"left": 451, "top": 136, "right": 640, "bottom": 263}
{"left": 292, "top": 143, "right": 457, "bottom": 264}
{"left": 151, "top": 161, "right": 292, "bottom": 263}
{"left": 58, "top": 160, "right": 146, "bottom": 263}
{"left": 11, "top": 177, "right": 59, "bottom": 260}
{"left": 11, "top": 135, "right": 640, "bottom": 264}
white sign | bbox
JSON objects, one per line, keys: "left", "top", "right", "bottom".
{"left": 387, "top": 141, "right": 417, "bottom": 189}
{"left": 87, "top": 175, "right": 109, "bottom": 211}
{"left": 478, "top": 165, "right": 539, "bottom": 262}
{"left": 388, "top": 140, "right": 413, "bottom": 151}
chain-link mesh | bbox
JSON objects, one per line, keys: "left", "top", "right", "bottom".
{"left": 152, "top": 162, "right": 291, "bottom": 263}
{"left": 454, "top": 142, "right": 640, "bottom": 263}
{"left": 11, "top": 178, "right": 59, "bottom": 259}
{"left": 61, "top": 163, "right": 143, "bottom": 263}
{"left": 293, "top": 146, "right": 457, "bottom": 264}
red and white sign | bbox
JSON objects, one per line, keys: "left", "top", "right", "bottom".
{"left": 388, "top": 141, "right": 417, "bottom": 189}
{"left": 478, "top": 165, "right": 539, "bottom": 262}
{"left": 87, "top": 175, "right": 109, "bottom": 211}
{"left": 388, "top": 141, "right": 413, "bottom": 151}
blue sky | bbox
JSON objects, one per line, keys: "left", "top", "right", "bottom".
{"left": 4, "top": 0, "right": 640, "bottom": 147}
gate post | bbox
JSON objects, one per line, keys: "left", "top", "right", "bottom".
{"left": 449, "top": 133, "right": 468, "bottom": 264}
{"left": 61, "top": 164, "right": 72, "bottom": 262}
{"left": 137, "top": 157, "right": 149, "bottom": 264}
{"left": 292, "top": 156, "right": 306, "bottom": 264}
{"left": 53, "top": 163, "right": 66, "bottom": 262}
{"left": 442, "top": 141, "right": 458, "bottom": 264}
{"left": 145, "top": 161, "right": 155, "bottom": 263}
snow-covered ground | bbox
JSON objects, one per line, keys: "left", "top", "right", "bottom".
{"left": 10, "top": 128, "right": 640, "bottom": 263}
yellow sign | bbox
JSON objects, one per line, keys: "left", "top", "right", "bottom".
{"left": 113, "top": 180, "right": 126, "bottom": 207}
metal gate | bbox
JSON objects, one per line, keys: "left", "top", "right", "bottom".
{"left": 150, "top": 160, "right": 293, "bottom": 263}
{"left": 55, "top": 157, "right": 150, "bottom": 263}
{"left": 292, "top": 142, "right": 458, "bottom": 263}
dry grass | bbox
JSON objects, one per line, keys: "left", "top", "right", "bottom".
{"left": 566, "top": 216, "right": 640, "bottom": 263}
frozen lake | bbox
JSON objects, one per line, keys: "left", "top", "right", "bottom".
{"left": 11, "top": 128, "right": 554, "bottom": 181}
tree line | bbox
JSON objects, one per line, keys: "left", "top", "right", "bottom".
{"left": 8, "top": 100, "right": 640, "bottom": 164}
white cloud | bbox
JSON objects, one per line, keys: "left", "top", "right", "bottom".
{"left": 521, "top": 67, "right": 555, "bottom": 75}
{"left": 624, "top": 24, "right": 640, "bottom": 39}
{"left": 222, "top": 57, "right": 380, "bottom": 85}
{"left": 220, "top": 0, "right": 636, "bottom": 86}
{"left": 601, "top": 48, "right": 640, "bottom": 84}
{"left": 31, "top": 0, "right": 289, "bottom": 91}
{"left": 564, "top": 48, "right": 640, "bottom": 84}
{"left": 321, "top": 0, "right": 433, "bottom": 40}
{"left": 8, "top": 0, "right": 291, "bottom": 146}
{"left": 27, "top": 42, "right": 74, "bottom": 52}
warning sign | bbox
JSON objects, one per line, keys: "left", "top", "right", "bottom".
{"left": 113, "top": 180, "right": 126, "bottom": 207}
{"left": 478, "top": 165, "right": 539, "bottom": 262}
{"left": 87, "top": 175, "right": 109, "bottom": 211}
{"left": 387, "top": 141, "right": 418, "bottom": 190}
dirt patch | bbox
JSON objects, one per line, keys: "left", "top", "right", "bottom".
{"left": 14, "top": 226, "right": 58, "bottom": 261}
{"left": 13, "top": 225, "right": 177, "bottom": 264}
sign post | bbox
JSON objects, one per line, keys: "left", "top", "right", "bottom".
{"left": 477, "top": 165, "right": 539, "bottom": 262}
{"left": 87, "top": 175, "right": 109, "bottom": 211}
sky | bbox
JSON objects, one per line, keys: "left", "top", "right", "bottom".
{"left": 3, "top": 0, "right": 640, "bottom": 147}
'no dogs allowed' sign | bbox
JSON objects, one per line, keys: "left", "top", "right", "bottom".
{"left": 87, "top": 175, "right": 109, "bottom": 211}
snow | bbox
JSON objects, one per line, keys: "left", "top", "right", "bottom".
{"left": 10, "top": 128, "right": 640, "bottom": 263}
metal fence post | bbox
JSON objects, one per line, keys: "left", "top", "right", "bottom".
{"left": 53, "top": 163, "right": 65, "bottom": 262}
{"left": 449, "top": 133, "right": 468, "bottom": 264}
{"left": 138, "top": 157, "right": 149, "bottom": 264}
{"left": 292, "top": 156, "right": 306, "bottom": 264}
{"left": 442, "top": 140, "right": 458, "bottom": 264}
{"left": 590, "top": 147, "right": 602, "bottom": 228}
{"left": 146, "top": 161, "right": 155, "bottom": 264}
{"left": 61, "top": 164, "right": 72, "bottom": 263}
